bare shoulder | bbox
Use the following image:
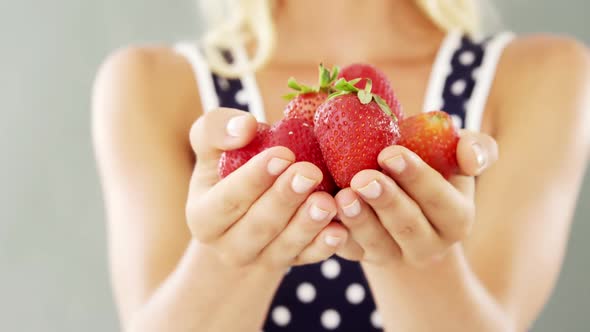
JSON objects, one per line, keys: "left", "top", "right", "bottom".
{"left": 500, "top": 34, "right": 589, "bottom": 84}
{"left": 493, "top": 34, "right": 590, "bottom": 142}
{"left": 92, "top": 45, "right": 201, "bottom": 136}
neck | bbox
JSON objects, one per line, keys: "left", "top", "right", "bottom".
{"left": 269, "top": 0, "right": 445, "bottom": 66}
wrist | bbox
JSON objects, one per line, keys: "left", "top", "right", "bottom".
{"left": 186, "top": 240, "right": 286, "bottom": 285}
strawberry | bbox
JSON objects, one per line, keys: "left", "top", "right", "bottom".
{"left": 283, "top": 92, "right": 328, "bottom": 124}
{"left": 398, "top": 111, "right": 459, "bottom": 178}
{"left": 283, "top": 64, "right": 339, "bottom": 124}
{"left": 218, "top": 119, "right": 337, "bottom": 193}
{"left": 314, "top": 78, "right": 400, "bottom": 188}
{"left": 218, "top": 122, "right": 270, "bottom": 179}
{"left": 268, "top": 118, "right": 337, "bottom": 193}
{"left": 339, "top": 63, "right": 404, "bottom": 121}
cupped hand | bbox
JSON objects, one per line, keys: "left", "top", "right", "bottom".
{"left": 334, "top": 130, "right": 499, "bottom": 267}
{"left": 185, "top": 108, "right": 348, "bottom": 271}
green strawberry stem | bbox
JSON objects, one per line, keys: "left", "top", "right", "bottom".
{"left": 328, "top": 78, "right": 397, "bottom": 121}
{"left": 283, "top": 64, "right": 340, "bottom": 100}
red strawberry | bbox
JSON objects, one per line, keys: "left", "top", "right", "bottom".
{"left": 283, "top": 92, "right": 328, "bottom": 123}
{"left": 268, "top": 118, "right": 337, "bottom": 193}
{"left": 218, "top": 119, "right": 337, "bottom": 193}
{"left": 398, "top": 111, "right": 459, "bottom": 178}
{"left": 218, "top": 122, "right": 270, "bottom": 178}
{"left": 314, "top": 79, "right": 400, "bottom": 188}
{"left": 283, "top": 64, "right": 339, "bottom": 124}
{"left": 339, "top": 63, "right": 404, "bottom": 121}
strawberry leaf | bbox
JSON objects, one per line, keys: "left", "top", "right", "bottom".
{"left": 282, "top": 92, "right": 299, "bottom": 101}
{"left": 287, "top": 77, "right": 302, "bottom": 91}
{"left": 319, "top": 63, "right": 332, "bottom": 88}
{"left": 374, "top": 95, "right": 396, "bottom": 120}
{"left": 328, "top": 90, "right": 351, "bottom": 100}
{"left": 330, "top": 66, "right": 340, "bottom": 83}
{"left": 334, "top": 78, "right": 360, "bottom": 92}
{"left": 357, "top": 90, "right": 372, "bottom": 104}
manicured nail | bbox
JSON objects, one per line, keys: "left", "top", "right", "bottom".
{"left": 324, "top": 235, "right": 342, "bottom": 247}
{"left": 385, "top": 155, "right": 406, "bottom": 174}
{"left": 342, "top": 199, "right": 361, "bottom": 218}
{"left": 226, "top": 115, "right": 249, "bottom": 137}
{"left": 267, "top": 157, "right": 292, "bottom": 175}
{"left": 358, "top": 180, "right": 382, "bottom": 199}
{"left": 309, "top": 204, "right": 330, "bottom": 221}
{"left": 291, "top": 174, "right": 317, "bottom": 194}
{"left": 472, "top": 143, "right": 487, "bottom": 170}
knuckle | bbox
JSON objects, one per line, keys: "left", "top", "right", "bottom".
{"left": 248, "top": 217, "right": 283, "bottom": 243}
{"left": 362, "top": 238, "right": 384, "bottom": 254}
{"left": 387, "top": 211, "right": 422, "bottom": 239}
{"left": 446, "top": 203, "right": 475, "bottom": 242}
{"left": 212, "top": 193, "right": 248, "bottom": 220}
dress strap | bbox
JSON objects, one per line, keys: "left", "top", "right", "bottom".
{"left": 174, "top": 42, "right": 267, "bottom": 122}
{"left": 422, "top": 31, "right": 515, "bottom": 130}
{"left": 173, "top": 42, "right": 219, "bottom": 113}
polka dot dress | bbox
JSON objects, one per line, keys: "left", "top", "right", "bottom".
{"left": 175, "top": 31, "right": 515, "bottom": 331}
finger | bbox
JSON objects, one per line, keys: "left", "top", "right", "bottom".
{"left": 217, "top": 162, "right": 323, "bottom": 266}
{"left": 186, "top": 146, "right": 295, "bottom": 242}
{"left": 350, "top": 170, "right": 445, "bottom": 266}
{"left": 294, "top": 222, "right": 348, "bottom": 265}
{"left": 335, "top": 187, "right": 400, "bottom": 264}
{"left": 335, "top": 235, "right": 365, "bottom": 262}
{"left": 456, "top": 130, "right": 499, "bottom": 176}
{"left": 378, "top": 146, "right": 474, "bottom": 243}
{"left": 189, "top": 108, "right": 258, "bottom": 188}
{"left": 259, "top": 192, "right": 337, "bottom": 268}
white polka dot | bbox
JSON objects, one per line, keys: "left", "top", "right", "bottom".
{"left": 371, "top": 310, "right": 383, "bottom": 329}
{"left": 451, "top": 79, "right": 467, "bottom": 96}
{"left": 235, "top": 89, "right": 249, "bottom": 105}
{"left": 217, "top": 77, "right": 230, "bottom": 91}
{"left": 459, "top": 50, "right": 476, "bottom": 66}
{"left": 345, "top": 283, "right": 366, "bottom": 304}
{"left": 321, "top": 309, "right": 341, "bottom": 330}
{"left": 271, "top": 306, "right": 291, "bottom": 326}
{"left": 296, "top": 282, "right": 316, "bottom": 303}
{"left": 451, "top": 114, "right": 463, "bottom": 129}
{"left": 285, "top": 267, "right": 292, "bottom": 274}
{"left": 321, "top": 258, "right": 341, "bottom": 279}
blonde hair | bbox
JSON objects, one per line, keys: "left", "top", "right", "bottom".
{"left": 200, "top": 0, "right": 482, "bottom": 77}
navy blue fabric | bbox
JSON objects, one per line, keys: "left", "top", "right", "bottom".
{"left": 440, "top": 36, "right": 488, "bottom": 126}
{"left": 208, "top": 34, "right": 491, "bottom": 331}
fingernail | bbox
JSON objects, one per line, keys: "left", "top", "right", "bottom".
{"left": 267, "top": 157, "right": 292, "bottom": 176}
{"left": 384, "top": 155, "right": 406, "bottom": 175}
{"left": 324, "top": 235, "right": 342, "bottom": 247}
{"left": 226, "top": 115, "right": 249, "bottom": 137}
{"left": 472, "top": 143, "right": 487, "bottom": 170}
{"left": 309, "top": 204, "right": 330, "bottom": 221}
{"left": 292, "top": 174, "right": 317, "bottom": 194}
{"left": 342, "top": 199, "right": 361, "bottom": 218}
{"left": 358, "top": 180, "right": 382, "bottom": 199}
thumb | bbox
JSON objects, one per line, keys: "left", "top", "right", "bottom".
{"left": 456, "top": 130, "right": 499, "bottom": 177}
{"left": 189, "top": 108, "right": 259, "bottom": 188}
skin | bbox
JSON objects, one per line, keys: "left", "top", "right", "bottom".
{"left": 92, "top": 0, "right": 590, "bottom": 331}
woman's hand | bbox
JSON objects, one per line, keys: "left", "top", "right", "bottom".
{"left": 185, "top": 108, "right": 348, "bottom": 271}
{"left": 335, "top": 130, "right": 498, "bottom": 267}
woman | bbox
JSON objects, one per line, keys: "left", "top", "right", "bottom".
{"left": 92, "top": 0, "right": 590, "bottom": 331}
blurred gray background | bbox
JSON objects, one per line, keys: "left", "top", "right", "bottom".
{"left": 0, "top": 1, "right": 588, "bottom": 331}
